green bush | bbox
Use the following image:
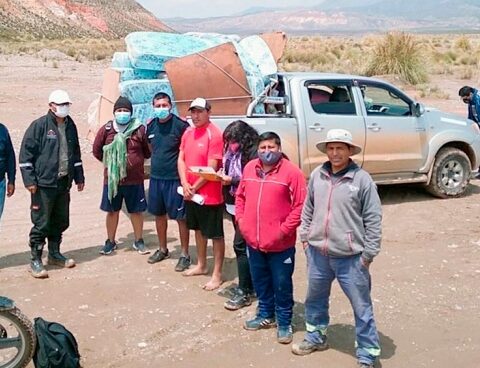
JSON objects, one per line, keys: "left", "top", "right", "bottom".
{"left": 366, "top": 32, "right": 428, "bottom": 85}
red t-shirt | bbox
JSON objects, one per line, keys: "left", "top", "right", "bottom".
{"left": 180, "top": 122, "right": 224, "bottom": 205}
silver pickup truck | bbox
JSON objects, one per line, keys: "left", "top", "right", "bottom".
{"left": 209, "top": 72, "right": 480, "bottom": 198}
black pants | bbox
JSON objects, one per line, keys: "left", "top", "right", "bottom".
{"left": 29, "top": 177, "right": 70, "bottom": 249}
{"left": 231, "top": 216, "right": 254, "bottom": 294}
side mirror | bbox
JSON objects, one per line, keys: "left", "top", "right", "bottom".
{"left": 414, "top": 102, "right": 425, "bottom": 117}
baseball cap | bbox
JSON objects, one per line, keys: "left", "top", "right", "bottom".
{"left": 48, "top": 90, "right": 72, "bottom": 104}
{"left": 188, "top": 97, "right": 211, "bottom": 111}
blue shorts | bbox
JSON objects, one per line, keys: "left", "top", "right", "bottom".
{"left": 100, "top": 184, "right": 147, "bottom": 213}
{"left": 148, "top": 178, "right": 185, "bottom": 220}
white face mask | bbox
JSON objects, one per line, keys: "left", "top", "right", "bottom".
{"left": 54, "top": 105, "right": 70, "bottom": 118}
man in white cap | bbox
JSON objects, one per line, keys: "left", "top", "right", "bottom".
{"left": 19, "top": 90, "right": 85, "bottom": 278}
{"left": 177, "top": 97, "right": 225, "bottom": 291}
{"left": 291, "top": 129, "right": 382, "bottom": 368}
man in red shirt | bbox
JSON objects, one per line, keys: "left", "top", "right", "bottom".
{"left": 178, "top": 98, "right": 225, "bottom": 291}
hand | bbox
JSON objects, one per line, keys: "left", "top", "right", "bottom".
{"left": 220, "top": 174, "right": 232, "bottom": 185}
{"left": 182, "top": 183, "right": 195, "bottom": 200}
{"left": 26, "top": 185, "right": 37, "bottom": 194}
{"left": 302, "top": 241, "right": 309, "bottom": 250}
{"left": 77, "top": 183, "right": 85, "bottom": 192}
{"left": 360, "top": 257, "right": 371, "bottom": 269}
{"left": 7, "top": 183, "right": 15, "bottom": 197}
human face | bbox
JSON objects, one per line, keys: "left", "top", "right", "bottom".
{"left": 257, "top": 139, "right": 280, "bottom": 154}
{"left": 190, "top": 108, "right": 210, "bottom": 128}
{"left": 49, "top": 102, "right": 71, "bottom": 118}
{"left": 326, "top": 142, "right": 353, "bottom": 172}
{"left": 153, "top": 97, "right": 171, "bottom": 109}
{"left": 462, "top": 93, "right": 472, "bottom": 104}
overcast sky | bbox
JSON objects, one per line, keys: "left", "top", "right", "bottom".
{"left": 137, "top": 0, "right": 322, "bottom": 19}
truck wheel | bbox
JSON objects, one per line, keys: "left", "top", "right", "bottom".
{"left": 426, "top": 147, "right": 471, "bottom": 198}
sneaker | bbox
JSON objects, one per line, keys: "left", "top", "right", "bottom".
{"left": 148, "top": 248, "right": 170, "bottom": 264}
{"left": 133, "top": 239, "right": 150, "bottom": 255}
{"left": 174, "top": 255, "right": 191, "bottom": 272}
{"left": 244, "top": 316, "right": 276, "bottom": 331}
{"left": 358, "top": 363, "right": 375, "bottom": 368}
{"left": 291, "top": 339, "right": 329, "bottom": 356}
{"left": 224, "top": 289, "right": 252, "bottom": 311}
{"left": 277, "top": 325, "right": 293, "bottom": 344}
{"left": 100, "top": 239, "right": 117, "bottom": 255}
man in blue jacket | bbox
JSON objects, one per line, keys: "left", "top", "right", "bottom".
{"left": 459, "top": 86, "right": 480, "bottom": 178}
{"left": 292, "top": 129, "right": 382, "bottom": 368}
{"left": 0, "top": 123, "right": 16, "bottom": 222}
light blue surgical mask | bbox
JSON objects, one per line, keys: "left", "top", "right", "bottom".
{"left": 115, "top": 111, "right": 131, "bottom": 125}
{"left": 153, "top": 107, "right": 170, "bottom": 120}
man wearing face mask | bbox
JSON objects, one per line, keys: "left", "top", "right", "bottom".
{"left": 19, "top": 89, "right": 85, "bottom": 279}
{"left": 235, "top": 131, "right": 306, "bottom": 345}
{"left": 146, "top": 92, "right": 191, "bottom": 271}
{"left": 93, "top": 96, "right": 151, "bottom": 256}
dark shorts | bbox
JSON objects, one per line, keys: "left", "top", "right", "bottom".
{"left": 148, "top": 178, "right": 185, "bottom": 219}
{"left": 100, "top": 184, "right": 147, "bottom": 213}
{"left": 185, "top": 201, "right": 224, "bottom": 239}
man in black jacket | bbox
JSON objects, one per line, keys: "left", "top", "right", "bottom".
{"left": 19, "top": 90, "right": 85, "bottom": 278}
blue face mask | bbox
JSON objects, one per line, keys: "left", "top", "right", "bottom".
{"left": 115, "top": 111, "right": 131, "bottom": 125}
{"left": 258, "top": 151, "right": 283, "bottom": 166}
{"left": 153, "top": 107, "right": 170, "bottom": 120}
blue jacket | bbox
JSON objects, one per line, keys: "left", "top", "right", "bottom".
{"left": 0, "top": 123, "right": 16, "bottom": 184}
{"left": 468, "top": 89, "right": 480, "bottom": 124}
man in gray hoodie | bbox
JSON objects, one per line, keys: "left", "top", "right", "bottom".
{"left": 291, "top": 129, "right": 382, "bottom": 368}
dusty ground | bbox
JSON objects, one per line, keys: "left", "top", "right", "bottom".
{"left": 0, "top": 54, "right": 479, "bottom": 368}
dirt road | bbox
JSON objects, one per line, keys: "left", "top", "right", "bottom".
{"left": 0, "top": 54, "right": 479, "bottom": 368}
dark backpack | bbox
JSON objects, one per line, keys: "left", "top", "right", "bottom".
{"left": 33, "top": 317, "right": 81, "bottom": 368}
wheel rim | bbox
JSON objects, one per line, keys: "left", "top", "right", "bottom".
{"left": 440, "top": 159, "right": 464, "bottom": 189}
{"left": 0, "top": 314, "right": 29, "bottom": 368}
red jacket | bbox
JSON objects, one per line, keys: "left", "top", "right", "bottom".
{"left": 92, "top": 122, "right": 151, "bottom": 185}
{"left": 235, "top": 157, "right": 306, "bottom": 252}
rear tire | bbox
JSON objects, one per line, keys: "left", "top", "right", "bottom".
{"left": 426, "top": 147, "right": 471, "bottom": 198}
{"left": 0, "top": 308, "right": 36, "bottom": 368}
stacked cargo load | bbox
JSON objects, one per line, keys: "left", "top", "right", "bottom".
{"left": 89, "top": 31, "right": 287, "bottom": 137}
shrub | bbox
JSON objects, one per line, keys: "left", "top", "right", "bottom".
{"left": 455, "top": 36, "right": 471, "bottom": 51}
{"left": 365, "top": 32, "right": 428, "bottom": 85}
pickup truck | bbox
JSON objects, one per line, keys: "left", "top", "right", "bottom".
{"left": 207, "top": 72, "right": 480, "bottom": 198}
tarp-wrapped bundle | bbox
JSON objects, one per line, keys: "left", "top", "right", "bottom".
{"left": 89, "top": 31, "right": 287, "bottom": 137}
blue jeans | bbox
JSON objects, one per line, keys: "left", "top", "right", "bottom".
{"left": 247, "top": 245, "right": 295, "bottom": 327}
{"left": 0, "top": 178, "right": 5, "bottom": 221}
{"left": 304, "top": 246, "right": 380, "bottom": 365}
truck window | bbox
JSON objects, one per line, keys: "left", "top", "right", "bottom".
{"left": 307, "top": 83, "right": 356, "bottom": 115}
{"left": 361, "top": 85, "right": 411, "bottom": 116}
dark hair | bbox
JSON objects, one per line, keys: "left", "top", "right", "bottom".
{"left": 152, "top": 92, "right": 172, "bottom": 105}
{"left": 258, "top": 131, "right": 281, "bottom": 147}
{"left": 223, "top": 120, "right": 259, "bottom": 155}
{"left": 459, "top": 86, "right": 473, "bottom": 97}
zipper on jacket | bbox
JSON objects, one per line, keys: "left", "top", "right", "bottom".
{"left": 322, "top": 174, "right": 350, "bottom": 256}
{"left": 256, "top": 178, "right": 265, "bottom": 247}
{"left": 347, "top": 231, "right": 354, "bottom": 252}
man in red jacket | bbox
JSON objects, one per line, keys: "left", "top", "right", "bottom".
{"left": 235, "top": 131, "right": 306, "bottom": 345}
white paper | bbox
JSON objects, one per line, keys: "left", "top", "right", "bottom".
{"left": 177, "top": 186, "right": 205, "bottom": 205}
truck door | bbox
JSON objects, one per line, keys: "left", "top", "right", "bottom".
{"left": 301, "top": 80, "right": 366, "bottom": 172}
{"left": 356, "top": 81, "right": 426, "bottom": 174}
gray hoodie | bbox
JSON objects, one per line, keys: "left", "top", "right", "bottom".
{"left": 299, "top": 161, "right": 382, "bottom": 262}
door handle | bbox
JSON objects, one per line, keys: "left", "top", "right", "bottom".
{"left": 308, "top": 123, "right": 324, "bottom": 131}
{"left": 367, "top": 124, "right": 381, "bottom": 132}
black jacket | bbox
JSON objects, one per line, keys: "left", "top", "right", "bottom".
{"left": 0, "top": 123, "right": 16, "bottom": 184}
{"left": 19, "top": 111, "right": 85, "bottom": 188}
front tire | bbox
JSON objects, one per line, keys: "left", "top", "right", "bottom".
{"left": 426, "top": 147, "right": 471, "bottom": 198}
{"left": 0, "top": 308, "right": 36, "bottom": 368}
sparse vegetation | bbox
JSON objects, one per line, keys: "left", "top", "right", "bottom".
{"left": 365, "top": 32, "right": 428, "bottom": 85}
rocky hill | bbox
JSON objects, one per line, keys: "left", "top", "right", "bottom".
{"left": 0, "top": 0, "right": 172, "bottom": 40}
{"left": 168, "top": 0, "right": 480, "bottom": 35}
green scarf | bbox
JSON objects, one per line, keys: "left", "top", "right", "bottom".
{"left": 103, "top": 118, "right": 142, "bottom": 201}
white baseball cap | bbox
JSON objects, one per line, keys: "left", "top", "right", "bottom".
{"left": 48, "top": 90, "right": 72, "bottom": 104}
{"left": 316, "top": 129, "right": 362, "bottom": 155}
{"left": 188, "top": 97, "right": 211, "bottom": 111}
